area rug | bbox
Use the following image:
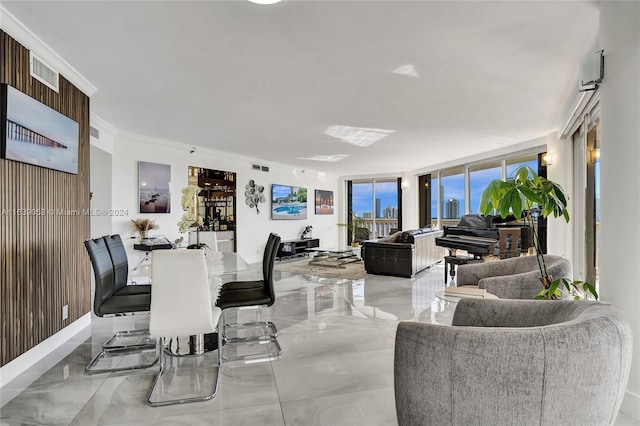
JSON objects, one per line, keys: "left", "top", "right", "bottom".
{"left": 274, "top": 258, "right": 367, "bottom": 280}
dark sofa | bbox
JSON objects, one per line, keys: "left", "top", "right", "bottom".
{"left": 362, "top": 228, "right": 444, "bottom": 278}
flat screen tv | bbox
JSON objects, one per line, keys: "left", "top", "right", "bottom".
{"left": 1, "top": 84, "right": 80, "bottom": 174}
{"left": 271, "top": 184, "right": 307, "bottom": 220}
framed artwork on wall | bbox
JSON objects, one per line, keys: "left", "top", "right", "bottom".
{"left": 1, "top": 84, "right": 80, "bottom": 174}
{"left": 271, "top": 184, "right": 307, "bottom": 220}
{"left": 315, "top": 189, "right": 334, "bottom": 215}
{"left": 139, "top": 161, "right": 171, "bottom": 213}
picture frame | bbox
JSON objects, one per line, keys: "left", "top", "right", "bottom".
{"left": 1, "top": 84, "right": 80, "bottom": 174}
{"left": 315, "top": 189, "right": 334, "bottom": 215}
{"left": 271, "top": 184, "right": 307, "bottom": 220}
{"left": 139, "top": 161, "right": 171, "bottom": 213}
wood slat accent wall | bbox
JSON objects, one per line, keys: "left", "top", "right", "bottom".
{"left": 1, "top": 31, "right": 91, "bottom": 367}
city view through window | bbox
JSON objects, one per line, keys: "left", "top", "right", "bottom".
{"left": 430, "top": 156, "right": 538, "bottom": 226}
{"left": 351, "top": 179, "right": 399, "bottom": 238}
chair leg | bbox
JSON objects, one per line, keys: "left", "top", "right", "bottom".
{"left": 219, "top": 308, "right": 282, "bottom": 362}
{"left": 147, "top": 337, "right": 221, "bottom": 407}
{"left": 85, "top": 345, "right": 158, "bottom": 375}
{"left": 85, "top": 328, "right": 158, "bottom": 375}
{"left": 102, "top": 329, "right": 156, "bottom": 350}
{"left": 222, "top": 306, "right": 277, "bottom": 340}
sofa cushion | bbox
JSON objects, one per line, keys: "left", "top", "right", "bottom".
{"left": 378, "top": 231, "right": 402, "bottom": 243}
{"left": 398, "top": 231, "right": 413, "bottom": 243}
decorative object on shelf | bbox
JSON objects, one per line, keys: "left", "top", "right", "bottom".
{"left": 245, "top": 180, "right": 266, "bottom": 213}
{"left": 178, "top": 184, "right": 205, "bottom": 248}
{"left": 131, "top": 218, "right": 158, "bottom": 241}
{"left": 479, "top": 165, "right": 597, "bottom": 300}
{"left": 301, "top": 225, "right": 313, "bottom": 239}
{"left": 139, "top": 161, "right": 171, "bottom": 213}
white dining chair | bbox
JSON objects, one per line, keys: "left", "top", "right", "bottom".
{"left": 147, "top": 249, "right": 222, "bottom": 406}
{"left": 189, "top": 230, "right": 218, "bottom": 251}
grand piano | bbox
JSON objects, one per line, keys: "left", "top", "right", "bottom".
{"left": 436, "top": 214, "right": 530, "bottom": 259}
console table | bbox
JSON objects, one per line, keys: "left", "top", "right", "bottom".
{"left": 276, "top": 238, "right": 320, "bottom": 260}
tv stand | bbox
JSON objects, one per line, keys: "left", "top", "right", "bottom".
{"left": 276, "top": 238, "right": 320, "bottom": 260}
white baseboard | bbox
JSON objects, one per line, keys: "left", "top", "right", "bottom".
{"left": 620, "top": 389, "right": 640, "bottom": 421}
{"left": 0, "top": 313, "right": 91, "bottom": 391}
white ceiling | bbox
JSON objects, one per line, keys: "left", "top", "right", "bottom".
{"left": 2, "top": 0, "right": 599, "bottom": 176}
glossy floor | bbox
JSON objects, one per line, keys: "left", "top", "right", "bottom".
{"left": 1, "top": 264, "right": 638, "bottom": 425}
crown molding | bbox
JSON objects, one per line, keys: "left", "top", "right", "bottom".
{"left": 1, "top": 6, "right": 97, "bottom": 96}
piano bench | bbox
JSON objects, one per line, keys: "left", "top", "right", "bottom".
{"left": 444, "top": 255, "right": 482, "bottom": 284}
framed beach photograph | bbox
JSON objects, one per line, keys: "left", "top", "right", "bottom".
{"left": 1, "top": 84, "right": 80, "bottom": 174}
{"left": 315, "top": 189, "right": 334, "bottom": 215}
{"left": 139, "top": 161, "right": 171, "bottom": 213}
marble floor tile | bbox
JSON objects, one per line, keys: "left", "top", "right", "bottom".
{"left": 281, "top": 387, "right": 397, "bottom": 426}
{"left": 271, "top": 348, "right": 394, "bottom": 402}
{"left": 106, "top": 403, "right": 285, "bottom": 426}
{"left": 2, "top": 263, "right": 638, "bottom": 425}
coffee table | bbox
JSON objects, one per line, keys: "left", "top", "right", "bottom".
{"left": 307, "top": 247, "right": 361, "bottom": 268}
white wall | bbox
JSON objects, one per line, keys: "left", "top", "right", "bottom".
{"left": 545, "top": 131, "right": 572, "bottom": 260}
{"left": 599, "top": 2, "right": 640, "bottom": 419}
{"left": 111, "top": 133, "right": 340, "bottom": 264}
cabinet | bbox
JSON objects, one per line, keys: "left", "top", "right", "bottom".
{"left": 188, "top": 230, "right": 235, "bottom": 252}
{"left": 276, "top": 238, "right": 320, "bottom": 260}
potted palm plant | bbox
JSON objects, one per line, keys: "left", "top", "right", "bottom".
{"left": 479, "top": 165, "right": 597, "bottom": 300}
{"left": 339, "top": 212, "right": 366, "bottom": 247}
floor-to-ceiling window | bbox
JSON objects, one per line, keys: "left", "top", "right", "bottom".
{"left": 440, "top": 167, "right": 465, "bottom": 227}
{"left": 469, "top": 160, "right": 502, "bottom": 214}
{"left": 431, "top": 174, "right": 439, "bottom": 227}
{"left": 572, "top": 106, "right": 600, "bottom": 287}
{"left": 419, "top": 149, "right": 544, "bottom": 231}
{"left": 506, "top": 154, "right": 539, "bottom": 177}
{"left": 349, "top": 178, "right": 401, "bottom": 238}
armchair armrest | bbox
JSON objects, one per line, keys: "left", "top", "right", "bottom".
{"left": 451, "top": 298, "right": 603, "bottom": 327}
{"left": 456, "top": 262, "right": 491, "bottom": 285}
{"left": 478, "top": 270, "right": 542, "bottom": 299}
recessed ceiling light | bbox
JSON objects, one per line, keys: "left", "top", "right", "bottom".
{"left": 324, "top": 125, "right": 395, "bottom": 147}
{"left": 298, "top": 154, "right": 349, "bottom": 162}
{"left": 248, "top": 0, "right": 282, "bottom": 4}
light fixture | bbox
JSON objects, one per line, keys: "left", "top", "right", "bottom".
{"left": 248, "top": 0, "right": 281, "bottom": 4}
{"left": 401, "top": 179, "right": 409, "bottom": 190}
{"left": 542, "top": 153, "right": 552, "bottom": 166}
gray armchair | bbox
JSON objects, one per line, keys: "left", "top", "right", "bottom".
{"left": 456, "top": 254, "right": 572, "bottom": 299}
{"left": 394, "top": 299, "right": 632, "bottom": 426}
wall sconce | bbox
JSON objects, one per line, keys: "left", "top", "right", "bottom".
{"left": 541, "top": 153, "right": 553, "bottom": 166}
{"left": 401, "top": 179, "right": 409, "bottom": 190}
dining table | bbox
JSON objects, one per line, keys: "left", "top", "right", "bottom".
{"left": 167, "top": 250, "right": 249, "bottom": 356}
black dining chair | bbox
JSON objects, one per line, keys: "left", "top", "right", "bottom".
{"left": 104, "top": 234, "right": 151, "bottom": 296}
{"left": 216, "top": 233, "right": 282, "bottom": 361}
{"left": 84, "top": 237, "right": 157, "bottom": 374}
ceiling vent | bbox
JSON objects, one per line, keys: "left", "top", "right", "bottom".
{"left": 90, "top": 126, "right": 100, "bottom": 139}
{"left": 252, "top": 164, "right": 270, "bottom": 172}
{"left": 30, "top": 52, "right": 59, "bottom": 92}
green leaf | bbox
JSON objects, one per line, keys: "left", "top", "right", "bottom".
{"left": 516, "top": 166, "right": 530, "bottom": 183}
{"left": 583, "top": 283, "right": 599, "bottom": 300}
